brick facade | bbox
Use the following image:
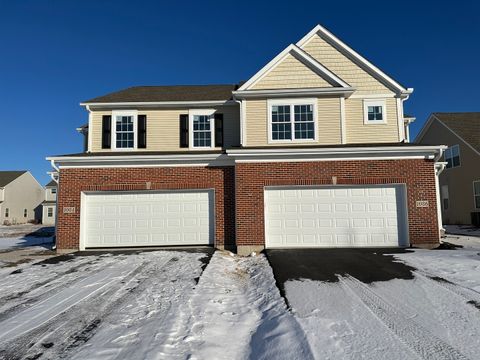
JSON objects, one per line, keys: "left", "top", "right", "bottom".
{"left": 56, "top": 166, "right": 235, "bottom": 250}
{"left": 56, "top": 159, "right": 440, "bottom": 252}
{"left": 235, "top": 159, "right": 440, "bottom": 249}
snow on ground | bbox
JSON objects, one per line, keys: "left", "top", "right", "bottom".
{"left": 285, "top": 235, "right": 480, "bottom": 360}
{"left": 0, "top": 236, "right": 53, "bottom": 250}
{"left": 0, "top": 250, "right": 311, "bottom": 360}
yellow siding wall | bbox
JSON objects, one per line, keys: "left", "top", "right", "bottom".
{"left": 301, "top": 34, "right": 394, "bottom": 95}
{"left": 251, "top": 53, "right": 333, "bottom": 90}
{"left": 345, "top": 97, "right": 399, "bottom": 143}
{"left": 89, "top": 105, "right": 240, "bottom": 152}
{"left": 245, "top": 97, "right": 342, "bottom": 146}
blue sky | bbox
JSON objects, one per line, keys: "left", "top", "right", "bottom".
{"left": 0, "top": 0, "right": 478, "bottom": 184}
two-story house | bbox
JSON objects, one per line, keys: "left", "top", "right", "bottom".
{"left": 0, "top": 171, "right": 44, "bottom": 225}
{"left": 48, "top": 25, "right": 445, "bottom": 254}
{"left": 416, "top": 113, "right": 480, "bottom": 226}
{"left": 42, "top": 180, "right": 57, "bottom": 226}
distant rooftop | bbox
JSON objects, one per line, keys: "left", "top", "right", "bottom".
{"left": 0, "top": 171, "right": 27, "bottom": 187}
{"left": 434, "top": 112, "right": 480, "bottom": 153}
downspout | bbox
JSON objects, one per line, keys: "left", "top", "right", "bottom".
{"left": 49, "top": 159, "right": 60, "bottom": 250}
{"left": 434, "top": 147, "right": 447, "bottom": 235}
{"left": 233, "top": 97, "right": 244, "bottom": 147}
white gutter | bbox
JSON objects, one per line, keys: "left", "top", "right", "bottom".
{"left": 233, "top": 97, "right": 245, "bottom": 147}
{"left": 232, "top": 87, "right": 356, "bottom": 99}
{"left": 80, "top": 100, "right": 237, "bottom": 108}
{"left": 435, "top": 161, "right": 448, "bottom": 233}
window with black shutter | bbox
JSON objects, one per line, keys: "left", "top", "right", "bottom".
{"left": 214, "top": 113, "right": 224, "bottom": 147}
{"left": 102, "top": 115, "right": 111, "bottom": 149}
{"left": 138, "top": 115, "right": 147, "bottom": 148}
{"left": 180, "top": 114, "right": 189, "bottom": 148}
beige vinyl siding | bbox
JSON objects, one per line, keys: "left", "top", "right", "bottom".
{"left": 245, "top": 97, "right": 341, "bottom": 146}
{"left": 251, "top": 53, "right": 333, "bottom": 90}
{"left": 89, "top": 105, "right": 240, "bottom": 152}
{"left": 301, "top": 34, "right": 394, "bottom": 95}
{"left": 345, "top": 98, "right": 399, "bottom": 143}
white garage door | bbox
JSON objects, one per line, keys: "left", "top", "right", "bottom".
{"left": 82, "top": 190, "right": 214, "bottom": 249}
{"left": 265, "top": 185, "right": 408, "bottom": 248}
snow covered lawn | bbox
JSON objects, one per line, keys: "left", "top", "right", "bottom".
{"left": 1, "top": 234, "right": 479, "bottom": 359}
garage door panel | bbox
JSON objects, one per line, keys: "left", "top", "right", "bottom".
{"left": 265, "top": 185, "right": 407, "bottom": 248}
{"left": 83, "top": 190, "right": 213, "bottom": 248}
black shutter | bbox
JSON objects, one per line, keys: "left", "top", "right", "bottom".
{"left": 214, "top": 113, "right": 224, "bottom": 147}
{"left": 102, "top": 115, "right": 111, "bottom": 149}
{"left": 138, "top": 115, "right": 147, "bottom": 149}
{"left": 180, "top": 114, "right": 189, "bottom": 148}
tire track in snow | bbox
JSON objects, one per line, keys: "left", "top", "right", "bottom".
{"left": 0, "top": 258, "right": 120, "bottom": 320}
{"left": 340, "top": 276, "right": 470, "bottom": 360}
{"left": 413, "top": 271, "right": 480, "bottom": 307}
{"left": 0, "top": 257, "right": 165, "bottom": 360}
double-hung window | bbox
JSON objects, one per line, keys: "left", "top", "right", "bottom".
{"left": 47, "top": 207, "right": 53, "bottom": 217}
{"left": 112, "top": 111, "right": 137, "bottom": 150}
{"left": 444, "top": 145, "right": 460, "bottom": 169}
{"left": 51, "top": 188, "right": 57, "bottom": 195}
{"left": 269, "top": 99, "right": 316, "bottom": 142}
{"left": 189, "top": 110, "right": 215, "bottom": 149}
{"left": 363, "top": 100, "right": 387, "bottom": 124}
{"left": 474, "top": 181, "right": 480, "bottom": 209}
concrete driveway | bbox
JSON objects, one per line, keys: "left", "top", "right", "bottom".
{"left": 265, "top": 248, "right": 480, "bottom": 359}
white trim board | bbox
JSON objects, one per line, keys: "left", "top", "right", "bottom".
{"left": 237, "top": 43, "right": 350, "bottom": 91}
{"left": 296, "top": 24, "right": 413, "bottom": 96}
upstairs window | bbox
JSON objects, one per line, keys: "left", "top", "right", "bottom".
{"left": 445, "top": 145, "right": 460, "bottom": 169}
{"left": 5, "top": 208, "right": 8, "bottom": 218}
{"left": 112, "top": 111, "right": 137, "bottom": 150}
{"left": 269, "top": 99, "right": 316, "bottom": 142}
{"left": 474, "top": 181, "right": 480, "bottom": 209}
{"left": 193, "top": 115, "right": 212, "bottom": 148}
{"left": 51, "top": 188, "right": 57, "bottom": 194}
{"left": 115, "top": 116, "right": 134, "bottom": 148}
{"left": 363, "top": 100, "right": 387, "bottom": 124}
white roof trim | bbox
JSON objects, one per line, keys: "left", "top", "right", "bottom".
{"left": 233, "top": 87, "right": 355, "bottom": 99}
{"left": 237, "top": 44, "right": 350, "bottom": 91}
{"left": 47, "top": 153, "right": 234, "bottom": 169}
{"left": 80, "top": 100, "right": 238, "bottom": 108}
{"left": 297, "top": 24, "right": 412, "bottom": 95}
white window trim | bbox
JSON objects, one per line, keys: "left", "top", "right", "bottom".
{"left": 267, "top": 98, "right": 318, "bottom": 144}
{"left": 48, "top": 207, "right": 54, "bottom": 217}
{"left": 363, "top": 99, "right": 387, "bottom": 125}
{"left": 188, "top": 109, "right": 216, "bottom": 150}
{"left": 444, "top": 144, "right": 461, "bottom": 169}
{"left": 473, "top": 180, "right": 480, "bottom": 210}
{"left": 111, "top": 110, "right": 138, "bottom": 151}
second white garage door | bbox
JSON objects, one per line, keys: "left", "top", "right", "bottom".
{"left": 265, "top": 185, "right": 408, "bottom": 248}
{"left": 81, "top": 190, "right": 214, "bottom": 249}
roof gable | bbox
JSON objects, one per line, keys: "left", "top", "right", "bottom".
{"left": 433, "top": 113, "right": 480, "bottom": 154}
{"left": 238, "top": 44, "right": 350, "bottom": 91}
{"left": 297, "top": 25, "right": 411, "bottom": 95}
{"left": 0, "top": 171, "right": 27, "bottom": 187}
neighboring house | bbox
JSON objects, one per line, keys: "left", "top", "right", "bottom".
{"left": 47, "top": 24, "right": 445, "bottom": 254}
{"left": 0, "top": 171, "right": 44, "bottom": 225}
{"left": 416, "top": 113, "right": 480, "bottom": 225}
{"left": 42, "top": 180, "right": 57, "bottom": 226}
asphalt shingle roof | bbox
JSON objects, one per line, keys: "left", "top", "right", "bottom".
{"left": 83, "top": 85, "right": 239, "bottom": 104}
{"left": 0, "top": 171, "right": 27, "bottom": 187}
{"left": 434, "top": 112, "right": 480, "bottom": 153}
{"left": 45, "top": 180, "right": 57, "bottom": 187}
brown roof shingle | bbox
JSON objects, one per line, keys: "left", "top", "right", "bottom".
{"left": 82, "top": 84, "right": 239, "bottom": 104}
{"left": 0, "top": 171, "right": 27, "bottom": 187}
{"left": 434, "top": 112, "right": 480, "bottom": 153}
